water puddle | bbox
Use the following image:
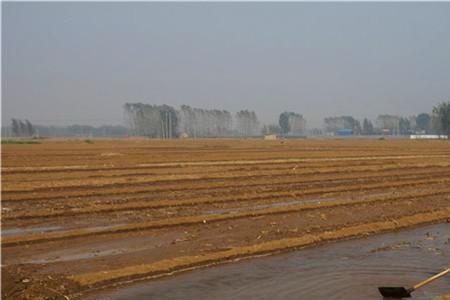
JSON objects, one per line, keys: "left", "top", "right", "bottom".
{"left": 1, "top": 223, "right": 127, "bottom": 238}
{"left": 20, "top": 231, "right": 185, "bottom": 265}
{"left": 27, "top": 248, "right": 127, "bottom": 264}
{"left": 87, "top": 224, "right": 127, "bottom": 231}
{"left": 203, "top": 191, "right": 395, "bottom": 215}
{"left": 96, "top": 223, "right": 450, "bottom": 300}
{"left": 1, "top": 226, "right": 63, "bottom": 237}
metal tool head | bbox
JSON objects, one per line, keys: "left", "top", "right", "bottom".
{"left": 378, "top": 287, "right": 412, "bottom": 298}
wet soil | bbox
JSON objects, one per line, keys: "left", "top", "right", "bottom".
{"left": 92, "top": 223, "right": 450, "bottom": 300}
{"left": 2, "top": 139, "right": 450, "bottom": 299}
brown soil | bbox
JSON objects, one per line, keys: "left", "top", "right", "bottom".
{"left": 2, "top": 138, "right": 450, "bottom": 299}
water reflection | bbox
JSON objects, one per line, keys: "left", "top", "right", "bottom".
{"left": 97, "top": 224, "right": 450, "bottom": 300}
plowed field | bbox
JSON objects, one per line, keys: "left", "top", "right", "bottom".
{"left": 2, "top": 138, "right": 450, "bottom": 299}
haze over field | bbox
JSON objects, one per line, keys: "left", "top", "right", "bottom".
{"left": 3, "top": 2, "right": 450, "bottom": 127}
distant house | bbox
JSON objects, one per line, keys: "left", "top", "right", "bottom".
{"left": 264, "top": 134, "right": 278, "bottom": 140}
{"left": 336, "top": 129, "right": 353, "bottom": 136}
{"left": 410, "top": 134, "right": 448, "bottom": 140}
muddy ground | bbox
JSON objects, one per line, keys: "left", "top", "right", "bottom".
{"left": 2, "top": 138, "right": 450, "bottom": 299}
{"left": 90, "top": 223, "right": 450, "bottom": 300}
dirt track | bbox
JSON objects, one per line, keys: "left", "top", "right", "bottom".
{"left": 2, "top": 138, "right": 450, "bottom": 299}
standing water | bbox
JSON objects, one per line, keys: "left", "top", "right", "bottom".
{"left": 96, "top": 223, "right": 450, "bottom": 300}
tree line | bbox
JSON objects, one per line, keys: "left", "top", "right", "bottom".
{"left": 124, "top": 103, "right": 262, "bottom": 138}
{"left": 323, "top": 102, "right": 450, "bottom": 137}
{"left": 10, "top": 119, "right": 35, "bottom": 137}
{"left": 123, "top": 103, "right": 309, "bottom": 138}
{"left": 4, "top": 101, "right": 448, "bottom": 138}
{"left": 3, "top": 121, "right": 128, "bottom": 138}
{"left": 178, "top": 105, "right": 233, "bottom": 137}
{"left": 124, "top": 103, "right": 178, "bottom": 138}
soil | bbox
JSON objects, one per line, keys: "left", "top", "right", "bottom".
{"left": 2, "top": 138, "right": 450, "bottom": 299}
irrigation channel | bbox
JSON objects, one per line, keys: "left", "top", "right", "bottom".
{"left": 93, "top": 223, "right": 450, "bottom": 300}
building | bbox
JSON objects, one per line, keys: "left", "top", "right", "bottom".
{"left": 264, "top": 134, "right": 278, "bottom": 140}
{"left": 336, "top": 129, "right": 353, "bottom": 136}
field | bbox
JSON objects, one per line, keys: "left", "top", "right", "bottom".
{"left": 2, "top": 138, "right": 450, "bottom": 299}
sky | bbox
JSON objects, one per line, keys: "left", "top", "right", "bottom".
{"left": 2, "top": 2, "right": 450, "bottom": 127}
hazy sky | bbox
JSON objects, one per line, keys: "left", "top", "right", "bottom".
{"left": 3, "top": 2, "right": 450, "bottom": 127}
